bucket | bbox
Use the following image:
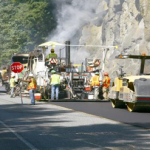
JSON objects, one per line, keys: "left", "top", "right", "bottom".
{"left": 88, "top": 94, "right": 94, "bottom": 99}
{"left": 34, "top": 93, "right": 41, "bottom": 100}
{"left": 84, "top": 86, "right": 92, "bottom": 91}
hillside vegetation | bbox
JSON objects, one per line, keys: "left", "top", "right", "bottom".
{"left": 0, "top": 0, "right": 56, "bottom": 66}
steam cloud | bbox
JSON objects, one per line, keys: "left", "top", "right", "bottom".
{"left": 48, "top": 0, "right": 102, "bottom": 63}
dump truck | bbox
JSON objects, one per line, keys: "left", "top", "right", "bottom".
{"left": 109, "top": 54, "right": 150, "bottom": 112}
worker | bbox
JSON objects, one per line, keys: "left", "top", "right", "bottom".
{"left": 102, "top": 72, "right": 111, "bottom": 100}
{"left": 22, "top": 73, "right": 37, "bottom": 105}
{"left": 9, "top": 74, "right": 16, "bottom": 98}
{"left": 50, "top": 70, "right": 60, "bottom": 100}
{"left": 1, "top": 67, "right": 8, "bottom": 85}
{"left": 45, "top": 49, "right": 57, "bottom": 65}
{"left": 91, "top": 72, "right": 100, "bottom": 100}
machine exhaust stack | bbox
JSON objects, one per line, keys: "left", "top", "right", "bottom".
{"left": 65, "top": 41, "right": 70, "bottom": 66}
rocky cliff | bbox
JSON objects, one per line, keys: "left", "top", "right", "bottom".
{"left": 80, "top": 0, "right": 150, "bottom": 77}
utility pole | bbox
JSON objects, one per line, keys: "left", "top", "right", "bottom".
{"left": 100, "top": 48, "right": 109, "bottom": 83}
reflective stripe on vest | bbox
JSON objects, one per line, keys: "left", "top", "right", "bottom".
{"left": 91, "top": 75, "right": 100, "bottom": 86}
{"left": 28, "top": 78, "right": 37, "bottom": 90}
{"left": 49, "top": 58, "right": 57, "bottom": 64}
{"left": 103, "top": 76, "right": 110, "bottom": 88}
{"left": 51, "top": 74, "right": 60, "bottom": 85}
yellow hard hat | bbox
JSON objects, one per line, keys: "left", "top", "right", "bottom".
{"left": 51, "top": 49, "right": 54, "bottom": 52}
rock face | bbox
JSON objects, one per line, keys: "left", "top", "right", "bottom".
{"left": 80, "top": 0, "right": 150, "bottom": 77}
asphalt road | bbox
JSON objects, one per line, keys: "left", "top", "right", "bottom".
{"left": 50, "top": 101, "right": 150, "bottom": 130}
{"left": 1, "top": 85, "right": 150, "bottom": 150}
{"left": 1, "top": 84, "right": 150, "bottom": 130}
{"left": 1, "top": 94, "right": 150, "bottom": 150}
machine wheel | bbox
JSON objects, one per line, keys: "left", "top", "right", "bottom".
{"left": 111, "top": 99, "right": 126, "bottom": 108}
{"left": 127, "top": 102, "right": 136, "bottom": 112}
{"left": 15, "top": 85, "right": 21, "bottom": 96}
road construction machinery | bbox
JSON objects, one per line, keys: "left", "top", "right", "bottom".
{"left": 8, "top": 40, "right": 105, "bottom": 101}
{"left": 26, "top": 40, "right": 103, "bottom": 101}
{"left": 109, "top": 54, "right": 150, "bottom": 112}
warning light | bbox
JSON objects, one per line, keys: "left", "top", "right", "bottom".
{"left": 115, "top": 45, "right": 118, "bottom": 49}
{"left": 142, "top": 53, "right": 146, "bottom": 56}
{"left": 119, "top": 55, "right": 123, "bottom": 58}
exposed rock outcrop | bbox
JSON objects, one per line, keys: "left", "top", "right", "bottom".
{"left": 80, "top": 0, "right": 150, "bottom": 77}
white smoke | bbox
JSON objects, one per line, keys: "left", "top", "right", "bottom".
{"left": 48, "top": 0, "right": 102, "bottom": 63}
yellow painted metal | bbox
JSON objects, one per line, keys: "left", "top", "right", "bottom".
{"left": 127, "top": 103, "right": 136, "bottom": 112}
{"left": 114, "top": 77, "right": 123, "bottom": 91}
{"left": 124, "top": 75, "right": 150, "bottom": 82}
{"left": 122, "top": 86, "right": 130, "bottom": 93}
{"left": 73, "top": 64, "right": 82, "bottom": 67}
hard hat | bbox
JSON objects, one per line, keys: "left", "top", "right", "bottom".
{"left": 51, "top": 49, "right": 54, "bottom": 52}
{"left": 11, "top": 73, "right": 15, "bottom": 77}
{"left": 51, "top": 70, "right": 56, "bottom": 74}
{"left": 104, "top": 72, "right": 109, "bottom": 76}
{"left": 95, "top": 72, "right": 99, "bottom": 75}
{"left": 29, "top": 73, "right": 34, "bottom": 77}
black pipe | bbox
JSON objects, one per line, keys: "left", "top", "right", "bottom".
{"left": 65, "top": 41, "right": 70, "bottom": 66}
{"left": 85, "top": 58, "right": 87, "bottom": 72}
{"left": 140, "top": 58, "right": 145, "bottom": 74}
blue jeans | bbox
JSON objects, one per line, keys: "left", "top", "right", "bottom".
{"left": 29, "top": 89, "right": 35, "bottom": 104}
{"left": 11, "top": 87, "right": 15, "bottom": 97}
{"left": 51, "top": 85, "right": 60, "bottom": 100}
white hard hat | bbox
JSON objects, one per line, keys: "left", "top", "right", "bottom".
{"left": 11, "top": 74, "right": 15, "bottom": 77}
{"left": 11, "top": 73, "right": 15, "bottom": 77}
{"left": 29, "top": 73, "right": 34, "bottom": 77}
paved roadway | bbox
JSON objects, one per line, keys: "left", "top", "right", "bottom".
{"left": 50, "top": 101, "right": 150, "bottom": 130}
{"left": 1, "top": 85, "right": 150, "bottom": 150}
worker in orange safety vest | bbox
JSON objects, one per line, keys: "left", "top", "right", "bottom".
{"left": 102, "top": 72, "right": 111, "bottom": 100}
{"left": 22, "top": 73, "right": 37, "bottom": 105}
{"left": 91, "top": 72, "right": 100, "bottom": 100}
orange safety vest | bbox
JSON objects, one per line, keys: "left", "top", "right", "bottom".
{"left": 103, "top": 76, "right": 111, "bottom": 88}
{"left": 91, "top": 75, "right": 100, "bottom": 86}
{"left": 27, "top": 78, "right": 37, "bottom": 90}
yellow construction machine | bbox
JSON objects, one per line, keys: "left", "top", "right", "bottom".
{"left": 109, "top": 54, "right": 150, "bottom": 112}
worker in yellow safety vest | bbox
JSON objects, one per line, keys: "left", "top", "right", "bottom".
{"left": 46, "top": 49, "right": 57, "bottom": 65}
{"left": 91, "top": 72, "right": 100, "bottom": 100}
{"left": 9, "top": 74, "right": 16, "bottom": 98}
{"left": 50, "top": 70, "right": 60, "bottom": 100}
{"left": 1, "top": 67, "right": 8, "bottom": 85}
{"left": 22, "top": 73, "right": 37, "bottom": 105}
{"left": 102, "top": 72, "right": 111, "bottom": 100}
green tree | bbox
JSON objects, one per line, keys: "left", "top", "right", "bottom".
{"left": 0, "top": 0, "right": 56, "bottom": 66}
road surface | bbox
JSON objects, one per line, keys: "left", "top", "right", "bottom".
{"left": 50, "top": 101, "right": 150, "bottom": 130}
{"left": 0, "top": 86, "right": 150, "bottom": 150}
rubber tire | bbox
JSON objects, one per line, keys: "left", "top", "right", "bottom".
{"left": 127, "top": 102, "right": 136, "bottom": 112}
{"left": 111, "top": 99, "right": 126, "bottom": 108}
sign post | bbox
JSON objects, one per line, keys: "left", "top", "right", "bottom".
{"left": 11, "top": 62, "right": 24, "bottom": 104}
